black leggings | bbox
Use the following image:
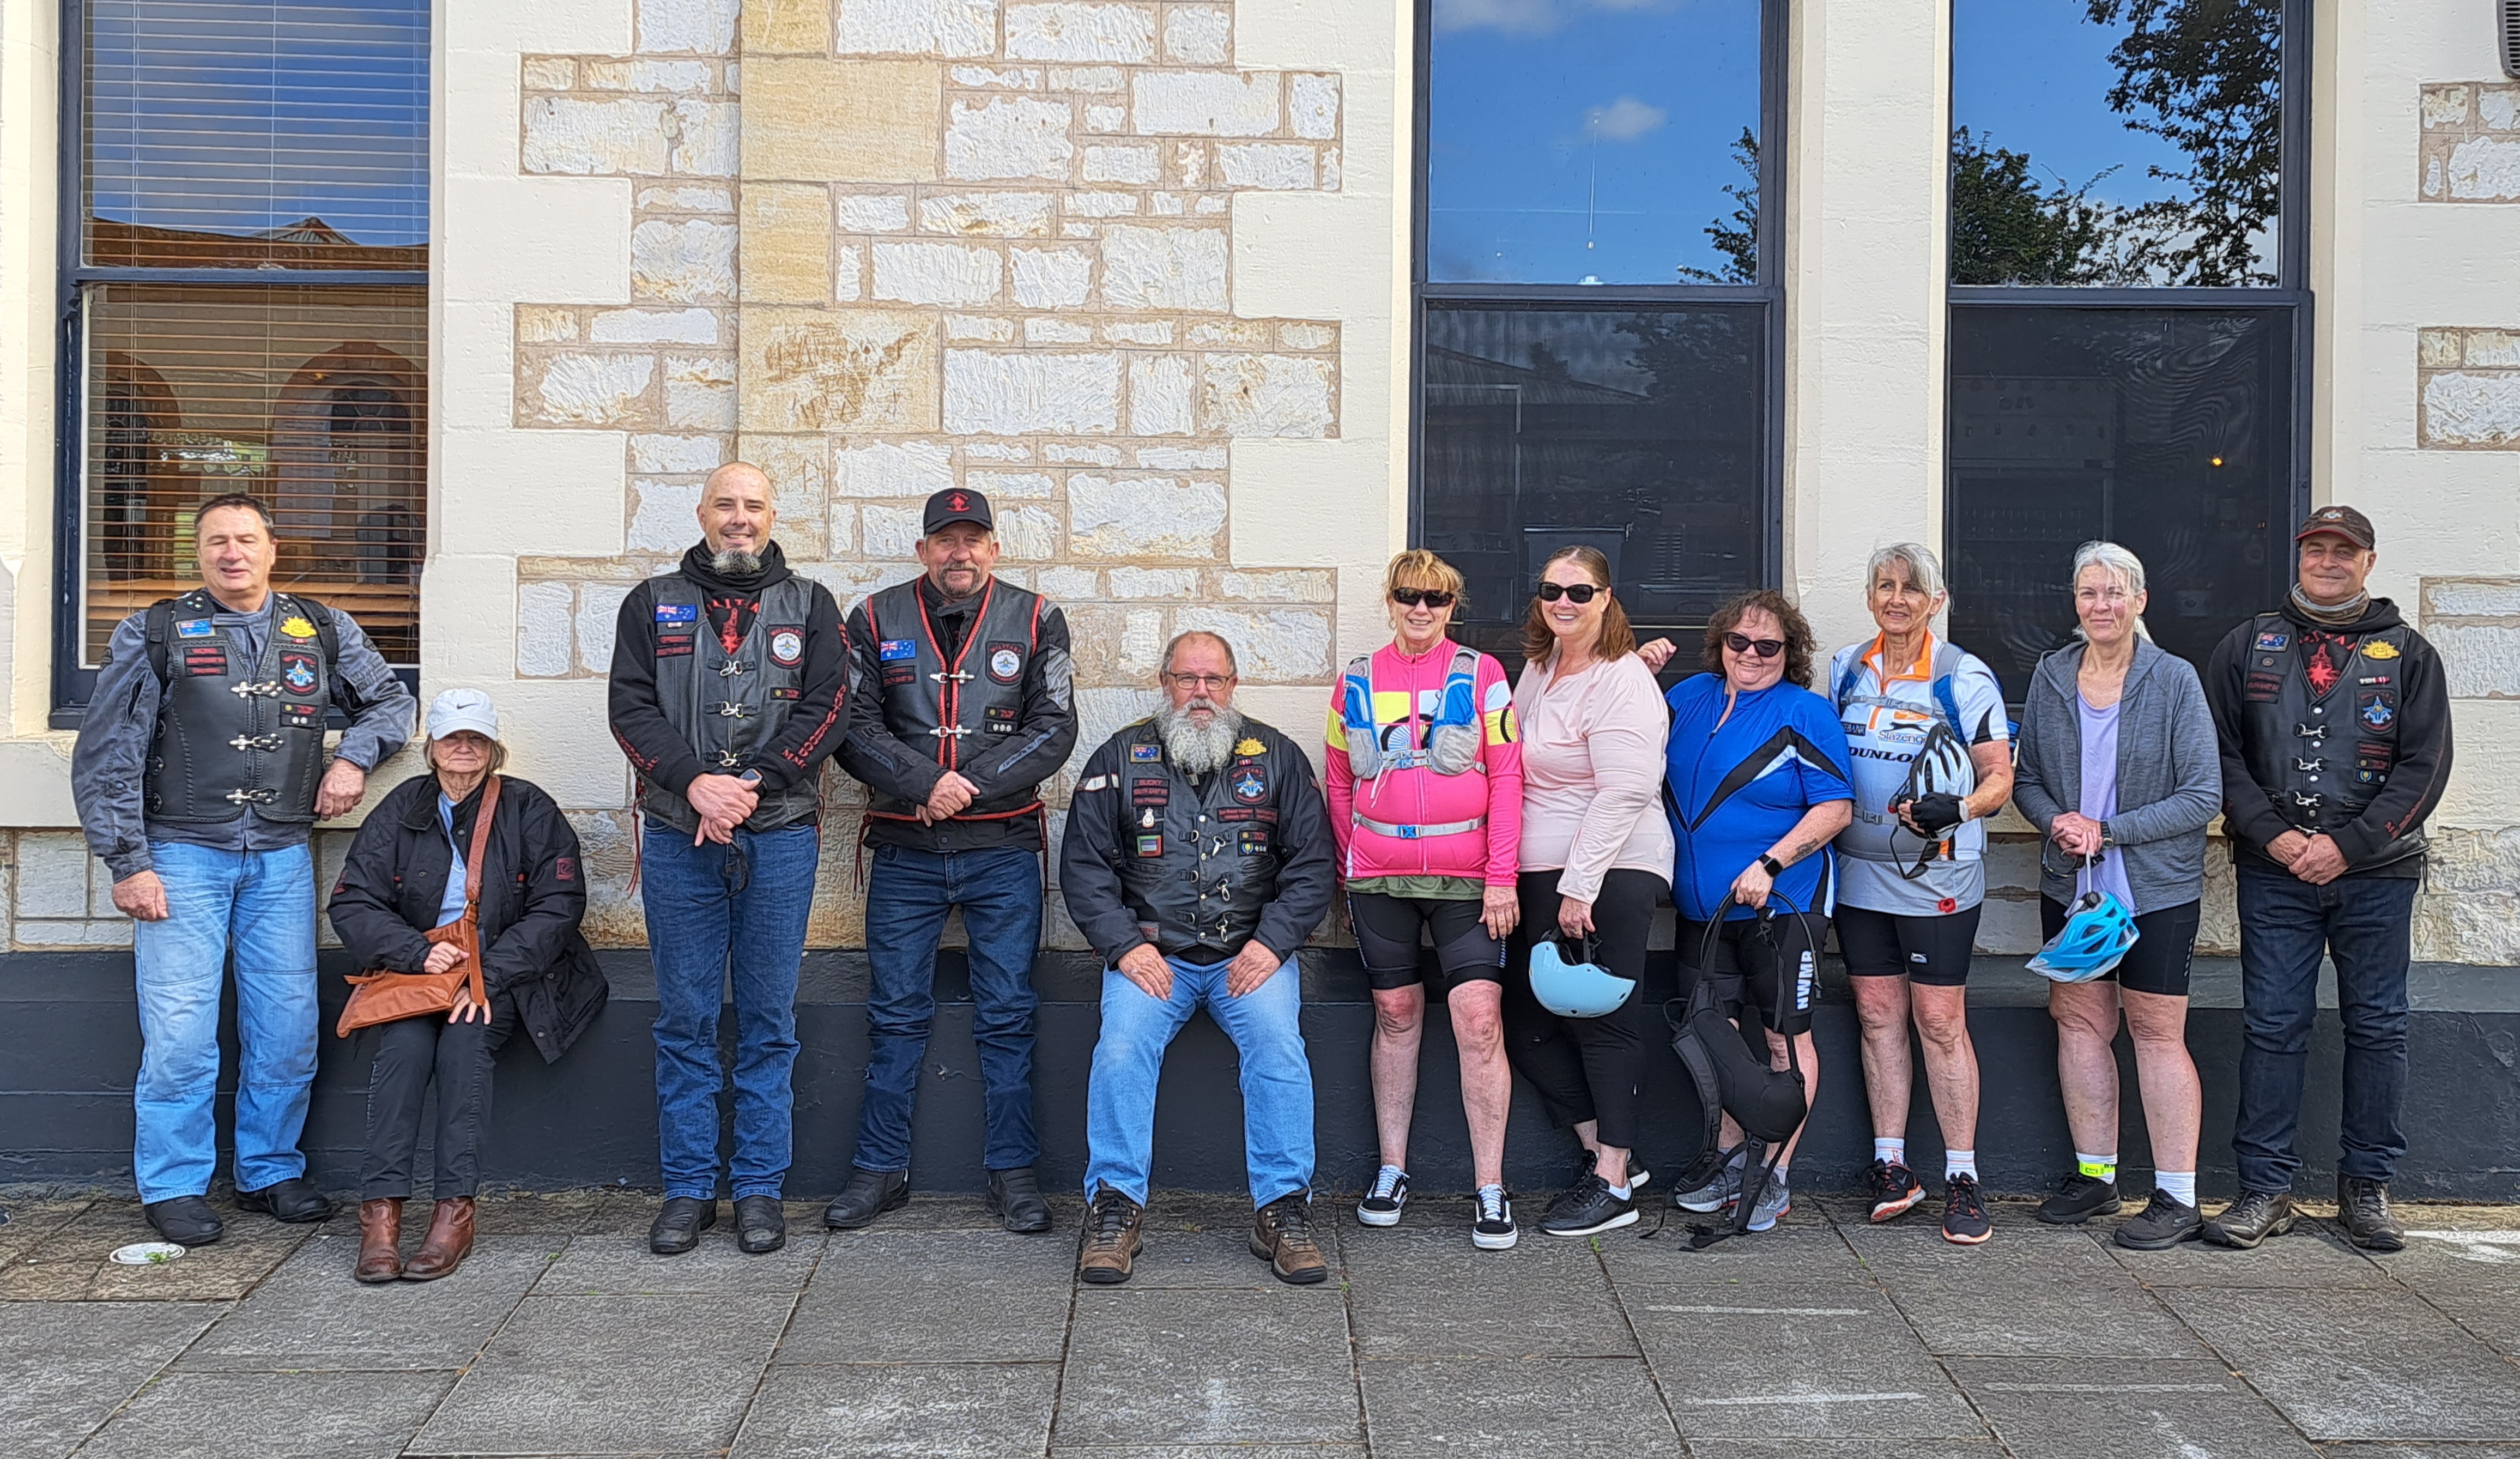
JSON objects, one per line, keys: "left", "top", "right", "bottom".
{"left": 1501, "top": 868, "right": 1664, "bottom": 1151}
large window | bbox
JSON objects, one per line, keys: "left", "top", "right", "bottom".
{"left": 1416, "top": 0, "right": 1782, "bottom": 663}
{"left": 1948, "top": 0, "right": 2305, "bottom": 699}
{"left": 59, "top": 0, "right": 429, "bottom": 710}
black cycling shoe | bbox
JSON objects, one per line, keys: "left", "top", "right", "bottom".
{"left": 734, "top": 1195, "right": 786, "bottom": 1254}
{"left": 234, "top": 1177, "right": 333, "bottom": 1224}
{"left": 143, "top": 1195, "right": 224, "bottom": 1246}
{"left": 2201, "top": 1190, "right": 2295, "bottom": 1250}
{"left": 2336, "top": 1175, "right": 2405, "bottom": 1253}
{"left": 2114, "top": 1188, "right": 2204, "bottom": 1250}
{"left": 1540, "top": 1172, "right": 1637, "bottom": 1237}
{"left": 649, "top": 1196, "right": 717, "bottom": 1255}
{"left": 2036, "top": 1173, "right": 2123, "bottom": 1225}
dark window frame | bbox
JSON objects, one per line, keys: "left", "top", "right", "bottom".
{"left": 50, "top": 0, "right": 430, "bottom": 725}
{"left": 1943, "top": 0, "right": 2315, "bottom": 697}
{"left": 1409, "top": 0, "right": 1791, "bottom": 615}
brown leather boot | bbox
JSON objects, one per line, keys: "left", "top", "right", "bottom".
{"left": 1077, "top": 1183, "right": 1142, "bottom": 1285}
{"left": 402, "top": 1197, "right": 476, "bottom": 1281}
{"left": 354, "top": 1199, "right": 404, "bottom": 1284}
{"left": 1251, "top": 1191, "right": 1331, "bottom": 1285}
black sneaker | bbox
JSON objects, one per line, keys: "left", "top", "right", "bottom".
{"left": 2037, "top": 1173, "right": 2123, "bottom": 1225}
{"left": 1540, "top": 1172, "right": 1637, "bottom": 1237}
{"left": 2115, "top": 1188, "right": 2204, "bottom": 1250}
{"left": 2202, "top": 1190, "right": 2296, "bottom": 1250}
{"left": 1471, "top": 1184, "right": 1517, "bottom": 1251}
{"left": 1356, "top": 1166, "right": 1408, "bottom": 1227}
{"left": 1868, "top": 1158, "right": 1925, "bottom": 1222}
{"left": 1941, "top": 1174, "right": 1991, "bottom": 1245}
{"left": 2336, "top": 1175, "right": 2405, "bottom": 1253}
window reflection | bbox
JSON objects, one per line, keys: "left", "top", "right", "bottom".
{"left": 1421, "top": 304, "right": 1766, "bottom": 664}
{"left": 1427, "top": 0, "right": 1762, "bottom": 285}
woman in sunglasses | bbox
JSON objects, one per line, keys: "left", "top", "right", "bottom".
{"left": 1326, "top": 550, "right": 1525, "bottom": 1249}
{"left": 1501, "top": 546, "right": 1675, "bottom": 1237}
{"left": 1663, "top": 589, "right": 1853, "bottom": 1234}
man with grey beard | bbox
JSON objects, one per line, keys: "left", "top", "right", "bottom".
{"left": 1060, "top": 631, "right": 1336, "bottom": 1286}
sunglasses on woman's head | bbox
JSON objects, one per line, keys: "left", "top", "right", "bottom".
{"left": 1724, "top": 632, "right": 1785, "bottom": 659}
{"left": 1391, "top": 588, "right": 1456, "bottom": 609}
{"left": 1536, "top": 582, "right": 1602, "bottom": 604}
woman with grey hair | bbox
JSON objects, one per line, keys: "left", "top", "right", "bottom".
{"left": 2011, "top": 541, "right": 2222, "bottom": 1250}
{"left": 1825, "top": 543, "right": 2014, "bottom": 1245}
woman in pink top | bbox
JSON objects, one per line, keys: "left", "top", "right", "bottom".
{"left": 1507, "top": 546, "right": 1676, "bottom": 1238}
{"left": 1326, "top": 550, "right": 1525, "bottom": 1250}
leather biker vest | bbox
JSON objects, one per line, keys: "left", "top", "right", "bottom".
{"left": 859, "top": 577, "right": 1047, "bottom": 822}
{"left": 143, "top": 589, "right": 334, "bottom": 825}
{"left": 1111, "top": 719, "right": 1296, "bottom": 961}
{"left": 2234, "top": 612, "right": 2425, "bottom": 868}
{"left": 639, "top": 574, "right": 822, "bottom": 834}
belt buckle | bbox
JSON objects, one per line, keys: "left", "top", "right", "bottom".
{"left": 1397, "top": 825, "right": 1419, "bottom": 839}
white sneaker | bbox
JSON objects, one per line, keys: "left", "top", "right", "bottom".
{"left": 1356, "top": 1165, "right": 1409, "bottom": 1227}
{"left": 1471, "top": 1184, "right": 1517, "bottom": 1251}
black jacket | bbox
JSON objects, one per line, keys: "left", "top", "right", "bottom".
{"left": 327, "top": 773, "right": 609, "bottom": 1063}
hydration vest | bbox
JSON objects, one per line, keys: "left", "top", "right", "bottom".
{"left": 638, "top": 573, "right": 823, "bottom": 835}
{"left": 858, "top": 577, "right": 1049, "bottom": 826}
{"left": 1339, "top": 646, "right": 1484, "bottom": 779}
{"left": 142, "top": 589, "right": 338, "bottom": 825}
{"left": 2234, "top": 612, "right": 2425, "bottom": 870}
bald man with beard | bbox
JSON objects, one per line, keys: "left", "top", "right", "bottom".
{"left": 608, "top": 462, "right": 849, "bottom": 1258}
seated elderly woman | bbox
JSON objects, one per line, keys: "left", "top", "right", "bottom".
{"left": 327, "top": 688, "right": 608, "bottom": 1283}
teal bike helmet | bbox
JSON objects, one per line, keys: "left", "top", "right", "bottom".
{"left": 2027, "top": 856, "right": 2140, "bottom": 983}
{"left": 1529, "top": 933, "right": 1636, "bottom": 1018}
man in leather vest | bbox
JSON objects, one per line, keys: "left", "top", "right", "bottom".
{"left": 608, "top": 462, "right": 848, "bottom": 1258}
{"left": 1061, "top": 631, "right": 1335, "bottom": 1286}
{"left": 826, "top": 487, "right": 1076, "bottom": 1233}
{"left": 2203, "top": 505, "right": 2454, "bottom": 1254}
{"left": 71, "top": 492, "right": 414, "bottom": 1246}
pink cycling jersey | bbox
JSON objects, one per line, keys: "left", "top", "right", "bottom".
{"left": 1324, "top": 640, "right": 1523, "bottom": 886}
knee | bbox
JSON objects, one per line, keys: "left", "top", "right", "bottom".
{"left": 1450, "top": 999, "right": 1505, "bottom": 1053}
{"left": 1372, "top": 994, "right": 1423, "bottom": 1040}
{"left": 137, "top": 1037, "right": 220, "bottom": 1098}
{"left": 2242, "top": 1002, "right": 2315, "bottom": 1052}
{"left": 1912, "top": 1004, "right": 1969, "bottom": 1051}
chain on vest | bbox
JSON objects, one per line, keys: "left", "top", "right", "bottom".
{"left": 2235, "top": 612, "right": 2426, "bottom": 866}
{"left": 861, "top": 577, "right": 1044, "bottom": 821}
{"left": 143, "top": 590, "right": 335, "bottom": 825}
{"left": 1112, "top": 722, "right": 1291, "bottom": 960}
{"left": 639, "top": 574, "right": 822, "bottom": 834}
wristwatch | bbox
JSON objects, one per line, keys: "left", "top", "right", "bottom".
{"left": 2098, "top": 821, "right": 2114, "bottom": 849}
{"left": 1758, "top": 853, "right": 1785, "bottom": 877}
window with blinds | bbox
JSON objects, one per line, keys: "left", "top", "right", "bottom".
{"left": 67, "top": 0, "right": 429, "bottom": 691}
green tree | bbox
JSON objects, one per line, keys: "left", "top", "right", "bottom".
{"left": 2088, "top": 0, "right": 2283, "bottom": 286}
{"left": 1949, "top": 128, "right": 2123, "bottom": 285}
{"left": 1677, "top": 128, "right": 1759, "bottom": 284}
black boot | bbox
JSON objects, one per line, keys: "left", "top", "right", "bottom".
{"left": 734, "top": 1195, "right": 786, "bottom": 1255}
{"left": 822, "top": 1169, "right": 910, "bottom": 1230}
{"left": 143, "top": 1195, "right": 224, "bottom": 1246}
{"left": 648, "top": 1196, "right": 717, "bottom": 1255}
{"left": 235, "top": 1177, "right": 334, "bottom": 1224}
{"left": 986, "top": 1166, "right": 1053, "bottom": 1234}
{"left": 2337, "top": 1174, "right": 2406, "bottom": 1253}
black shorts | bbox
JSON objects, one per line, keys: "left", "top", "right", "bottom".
{"left": 1676, "top": 910, "right": 1825, "bottom": 1037}
{"left": 1836, "top": 903, "right": 1983, "bottom": 988}
{"left": 1348, "top": 891, "right": 1505, "bottom": 992}
{"left": 2039, "top": 896, "right": 2201, "bottom": 998}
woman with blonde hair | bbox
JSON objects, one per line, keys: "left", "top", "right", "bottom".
{"left": 1327, "top": 549, "right": 1526, "bottom": 1248}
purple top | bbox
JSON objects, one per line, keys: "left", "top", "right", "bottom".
{"left": 2077, "top": 692, "right": 2139, "bottom": 913}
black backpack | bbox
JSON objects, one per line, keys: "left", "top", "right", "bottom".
{"left": 1664, "top": 910, "right": 1811, "bottom": 1249}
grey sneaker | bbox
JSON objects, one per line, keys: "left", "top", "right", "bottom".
{"left": 1743, "top": 1166, "right": 1792, "bottom": 1233}
{"left": 1671, "top": 1146, "right": 1744, "bottom": 1213}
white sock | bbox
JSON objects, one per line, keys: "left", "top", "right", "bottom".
{"left": 1874, "top": 1137, "right": 1906, "bottom": 1166}
{"left": 1607, "top": 1182, "right": 1632, "bottom": 1201}
{"left": 2075, "top": 1151, "right": 2119, "bottom": 1183}
{"left": 2158, "top": 1171, "right": 2197, "bottom": 1207}
{"left": 1945, "top": 1149, "right": 1978, "bottom": 1182}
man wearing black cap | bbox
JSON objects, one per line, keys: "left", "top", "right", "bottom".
{"left": 827, "top": 486, "right": 1077, "bottom": 1232}
{"left": 2202, "top": 505, "right": 2455, "bottom": 1254}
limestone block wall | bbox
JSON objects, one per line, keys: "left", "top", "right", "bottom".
{"left": 505, "top": 0, "right": 1356, "bottom": 947}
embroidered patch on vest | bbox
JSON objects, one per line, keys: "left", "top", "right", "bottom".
{"left": 1130, "top": 742, "right": 1161, "bottom": 762}
{"left": 768, "top": 626, "right": 804, "bottom": 667}
{"left": 280, "top": 652, "right": 319, "bottom": 694}
{"left": 2362, "top": 640, "right": 2400, "bottom": 660}
{"left": 656, "top": 631, "right": 693, "bottom": 659}
{"left": 655, "top": 602, "right": 697, "bottom": 623}
{"left": 988, "top": 641, "right": 1023, "bottom": 683}
{"left": 879, "top": 638, "right": 918, "bottom": 661}
{"left": 2357, "top": 690, "right": 2395, "bottom": 730}
{"left": 1136, "top": 834, "right": 1163, "bottom": 857}
{"left": 1234, "top": 737, "right": 1265, "bottom": 756}
{"left": 175, "top": 619, "right": 214, "bottom": 639}
{"left": 280, "top": 614, "right": 318, "bottom": 640}
{"left": 1131, "top": 777, "right": 1170, "bottom": 807}
{"left": 1238, "top": 827, "right": 1271, "bottom": 856}
{"left": 180, "top": 646, "right": 228, "bottom": 677}
{"left": 2254, "top": 630, "right": 2289, "bottom": 652}
{"left": 1232, "top": 767, "right": 1267, "bottom": 803}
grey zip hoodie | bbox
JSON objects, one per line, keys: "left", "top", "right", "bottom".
{"left": 2011, "top": 637, "right": 2222, "bottom": 912}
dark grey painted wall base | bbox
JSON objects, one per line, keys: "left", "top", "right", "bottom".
{"left": 5, "top": 948, "right": 2517, "bottom": 1201}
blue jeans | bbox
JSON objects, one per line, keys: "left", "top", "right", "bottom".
{"left": 641, "top": 823, "right": 818, "bottom": 1200}
{"left": 854, "top": 845, "right": 1043, "bottom": 1173}
{"left": 1083, "top": 954, "right": 1313, "bottom": 1209}
{"left": 2233, "top": 866, "right": 2419, "bottom": 1192}
{"left": 132, "top": 841, "right": 319, "bottom": 1203}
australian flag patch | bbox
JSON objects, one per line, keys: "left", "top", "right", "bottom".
{"left": 655, "top": 603, "right": 697, "bottom": 623}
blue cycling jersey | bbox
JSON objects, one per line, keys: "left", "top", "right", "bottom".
{"left": 1664, "top": 674, "right": 1855, "bottom": 923}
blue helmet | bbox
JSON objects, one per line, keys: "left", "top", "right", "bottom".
{"left": 2026, "top": 891, "right": 2141, "bottom": 983}
{"left": 1529, "top": 934, "right": 1636, "bottom": 1018}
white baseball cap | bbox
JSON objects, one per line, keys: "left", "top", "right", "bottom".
{"left": 426, "top": 688, "right": 500, "bottom": 742}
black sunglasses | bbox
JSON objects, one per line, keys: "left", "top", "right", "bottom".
{"left": 1536, "top": 582, "right": 1603, "bottom": 604}
{"left": 1391, "top": 588, "right": 1456, "bottom": 609}
{"left": 1724, "top": 632, "right": 1785, "bottom": 659}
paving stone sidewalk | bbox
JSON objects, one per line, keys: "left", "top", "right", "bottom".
{"left": 5, "top": 1188, "right": 2519, "bottom": 1458}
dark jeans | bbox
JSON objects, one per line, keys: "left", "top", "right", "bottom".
{"left": 642, "top": 822, "right": 819, "bottom": 1201}
{"left": 360, "top": 995, "right": 518, "bottom": 1200}
{"left": 1502, "top": 868, "right": 1663, "bottom": 1151}
{"left": 2233, "top": 866, "right": 2419, "bottom": 1193}
{"left": 853, "top": 844, "right": 1043, "bottom": 1174}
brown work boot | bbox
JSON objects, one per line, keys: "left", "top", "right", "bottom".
{"left": 402, "top": 1197, "right": 476, "bottom": 1282}
{"left": 354, "top": 1198, "right": 404, "bottom": 1284}
{"left": 1077, "top": 1183, "right": 1142, "bottom": 1286}
{"left": 1251, "top": 1191, "right": 1331, "bottom": 1285}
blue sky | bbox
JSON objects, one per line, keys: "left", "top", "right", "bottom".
{"left": 1952, "top": 0, "right": 2199, "bottom": 212}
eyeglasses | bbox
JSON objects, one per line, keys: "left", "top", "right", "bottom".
{"left": 1165, "top": 672, "right": 1233, "bottom": 692}
{"left": 1536, "top": 582, "right": 1602, "bottom": 604}
{"left": 1391, "top": 588, "right": 1456, "bottom": 609}
{"left": 1723, "top": 632, "right": 1785, "bottom": 659}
